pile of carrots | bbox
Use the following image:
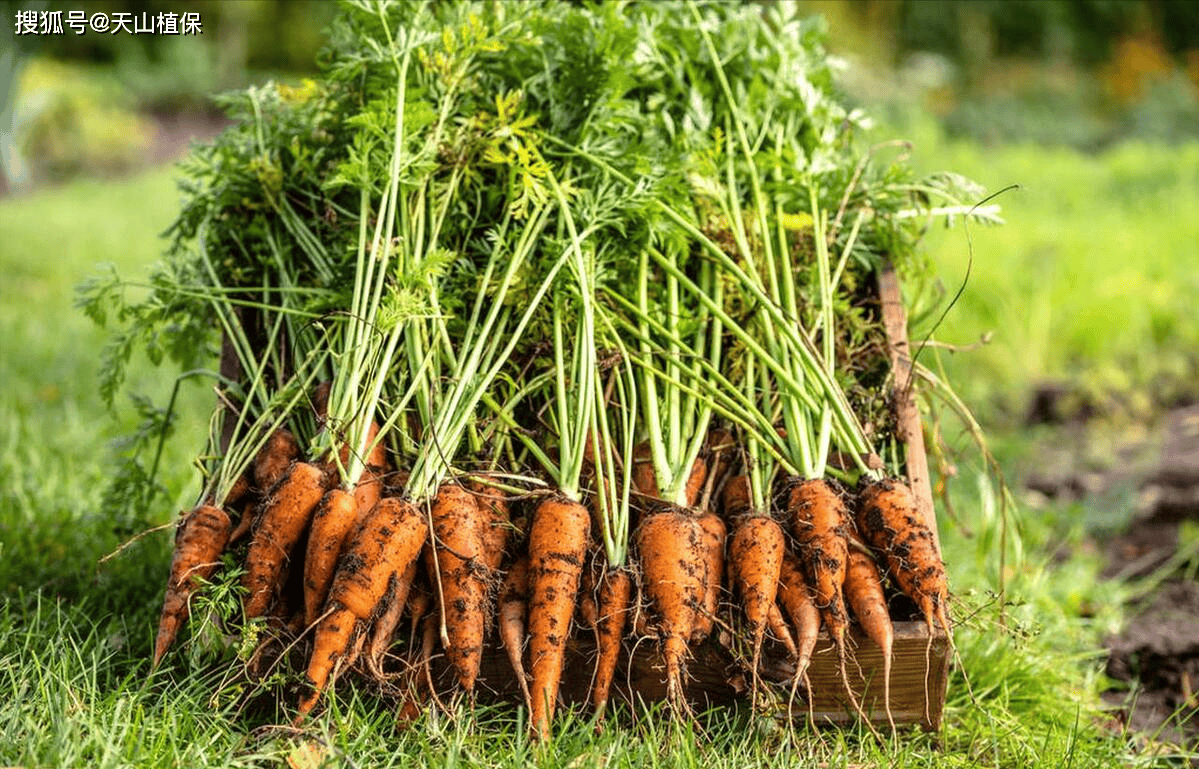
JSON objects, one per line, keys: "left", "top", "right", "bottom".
{"left": 155, "top": 411, "right": 950, "bottom": 738}
{"left": 110, "top": 1, "right": 992, "bottom": 742}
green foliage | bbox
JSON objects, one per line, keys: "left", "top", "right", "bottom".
{"left": 13, "top": 58, "right": 155, "bottom": 183}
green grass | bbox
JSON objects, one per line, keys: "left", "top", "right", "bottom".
{"left": 1, "top": 153, "right": 1193, "bottom": 766}
{"left": 897, "top": 121, "right": 1199, "bottom": 422}
{"left": 0, "top": 169, "right": 211, "bottom": 615}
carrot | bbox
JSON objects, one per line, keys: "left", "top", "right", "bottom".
{"left": 312, "top": 381, "right": 332, "bottom": 422}
{"left": 786, "top": 478, "right": 867, "bottom": 721}
{"left": 526, "top": 495, "right": 590, "bottom": 740}
{"left": 253, "top": 427, "right": 299, "bottom": 491}
{"left": 634, "top": 507, "right": 707, "bottom": 714}
{"left": 226, "top": 470, "right": 252, "bottom": 508}
{"left": 353, "top": 420, "right": 388, "bottom": 518}
{"left": 152, "top": 504, "right": 232, "bottom": 667}
{"left": 776, "top": 551, "right": 820, "bottom": 684}
{"left": 725, "top": 491, "right": 787, "bottom": 684}
{"left": 845, "top": 545, "right": 894, "bottom": 729}
{"left": 692, "top": 509, "right": 725, "bottom": 642}
{"left": 467, "top": 479, "right": 511, "bottom": 572}
{"left": 591, "top": 566, "right": 633, "bottom": 717}
{"left": 242, "top": 461, "right": 329, "bottom": 619}
{"left": 856, "top": 477, "right": 950, "bottom": 728}
{"left": 855, "top": 478, "right": 950, "bottom": 639}
{"left": 578, "top": 559, "right": 598, "bottom": 630}
{"left": 498, "top": 555, "right": 532, "bottom": 715}
{"left": 766, "top": 603, "right": 799, "bottom": 660}
{"left": 425, "top": 483, "right": 491, "bottom": 694}
{"left": 302, "top": 488, "right": 360, "bottom": 626}
{"left": 365, "top": 557, "right": 419, "bottom": 680}
{"left": 630, "top": 441, "right": 658, "bottom": 499}
{"left": 786, "top": 479, "right": 850, "bottom": 651}
{"left": 683, "top": 456, "right": 708, "bottom": 509}
{"left": 720, "top": 474, "right": 752, "bottom": 519}
{"left": 705, "top": 427, "right": 737, "bottom": 487}
{"left": 298, "top": 496, "right": 427, "bottom": 717}
{"left": 227, "top": 497, "right": 256, "bottom": 545}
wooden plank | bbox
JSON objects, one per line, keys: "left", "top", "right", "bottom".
{"left": 877, "top": 260, "right": 940, "bottom": 546}
{"left": 464, "top": 621, "right": 949, "bottom": 730}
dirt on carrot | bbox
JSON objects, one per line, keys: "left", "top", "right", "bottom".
{"left": 303, "top": 487, "right": 360, "bottom": 626}
{"left": 254, "top": 427, "right": 300, "bottom": 491}
{"left": 298, "top": 495, "right": 427, "bottom": 717}
{"left": 153, "top": 504, "right": 233, "bottom": 667}
{"left": 845, "top": 545, "right": 894, "bottom": 729}
{"left": 634, "top": 506, "right": 707, "bottom": 715}
{"left": 498, "top": 554, "right": 533, "bottom": 714}
{"left": 243, "top": 461, "right": 330, "bottom": 619}
{"left": 526, "top": 495, "right": 590, "bottom": 740}
{"left": 425, "top": 483, "right": 491, "bottom": 694}
{"left": 855, "top": 478, "right": 950, "bottom": 639}
{"left": 591, "top": 565, "right": 633, "bottom": 717}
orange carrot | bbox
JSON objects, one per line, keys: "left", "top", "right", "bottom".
{"left": 634, "top": 507, "right": 707, "bottom": 714}
{"left": 303, "top": 487, "right": 360, "bottom": 626}
{"left": 227, "top": 497, "right": 256, "bottom": 545}
{"left": 786, "top": 478, "right": 865, "bottom": 721}
{"left": 578, "top": 559, "right": 598, "bottom": 629}
{"left": 153, "top": 504, "right": 232, "bottom": 667}
{"left": 777, "top": 550, "right": 820, "bottom": 683}
{"left": 352, "top": 421, "right": 387, "bottom": 518}
{"left": 425, "top": 483, "right": 491, "bottom": 694}
{"left": 468, "top": 479, "right": 511, "bottom": 572}
{"left": 705, "top": 427, "right": 737, "bottom": 486}
{"left": 591, "top": 566, "right": 633, "bottom": 717}
{"left": 242, "top": 461, "right": 329, "bottom": 619}
{"left": 297, "top": 496, "right": 427, "bottom": 717}
{"left": 365, "top": 557, "right": 419, "bottom": 680}
{"left": 498, "top": 555, "right": 532, "bottom": 714}
{"left": 693, "top": 509, "right": 726, "bottom": 642}
{"left": 786, "top": 479, "right": 850, "bottom": 652}
{"left": 720, "top": 474, "right": 752, "bottom": 519}
{"left": 726, "top": 500, "right": 787, "bottom": 682}
{"left": 855, "top": 478, "right": 950, "bottom": 639}
{"left": 253, "top": 427, "right": 299, "bottom": 491}
{"left": 630, "top": 442, "right": 658, "bottom": 499}
{"left": 845, "top": 546, "right": 894, "bottom": 729}
{"left": 226, "top": 470, "right": 252, "bottom": 508}
{"left": 526, "top": 495, "right": 590, "bottom": 740}
{"left": 766, "top": 603, "right": 799, "bottom": 660}
{"left": 683, "top": 457, "right": 708, "bottom": 509}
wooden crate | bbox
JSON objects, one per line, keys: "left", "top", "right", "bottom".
{"left": 221, "top": 262, "right": 951, "bottom": 729}
{"left": 457, "top": 621, "right": 949, "bottom": 730}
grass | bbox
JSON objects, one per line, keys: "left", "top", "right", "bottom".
{"left": 894, "top": 118, "right": 1199, "bottom": 423}
{"left": 0, "top": 141, "right": 1194, "bottom": 766}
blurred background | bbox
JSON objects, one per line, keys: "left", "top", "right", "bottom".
{"left": 4, "top": 1, "right": 1199, "bottom": 188}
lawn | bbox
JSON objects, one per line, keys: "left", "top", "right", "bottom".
{"left": 0, "top": 133, "right": 1194, "bottom": 765}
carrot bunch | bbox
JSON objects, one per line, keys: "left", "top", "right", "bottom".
{"left": 130, "top": 0, "right": 992, "bottom": 744}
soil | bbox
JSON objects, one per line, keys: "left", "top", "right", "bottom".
{"left": 1022, "top": 396, "right": 1199, "bottom": 747}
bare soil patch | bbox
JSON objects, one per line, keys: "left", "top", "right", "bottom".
{"left": 1024, "top": 402, "right": 1199, "bottom": 745}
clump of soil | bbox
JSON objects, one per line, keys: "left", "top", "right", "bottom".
{"left": 1104, "top": 580, "right": 1199, "bottom": 742}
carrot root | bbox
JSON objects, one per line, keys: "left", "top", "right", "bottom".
{"left": 153, "top": 504, "right": 232, "bottom": 667}
{"left": 591, "top": 566, "right": 633, "bottom": 716}
{"left": 526, "top": 496, "right": 590, "bottom": 741}
{"left": 243, "top": 461, "right": 329, "bottom": 619}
